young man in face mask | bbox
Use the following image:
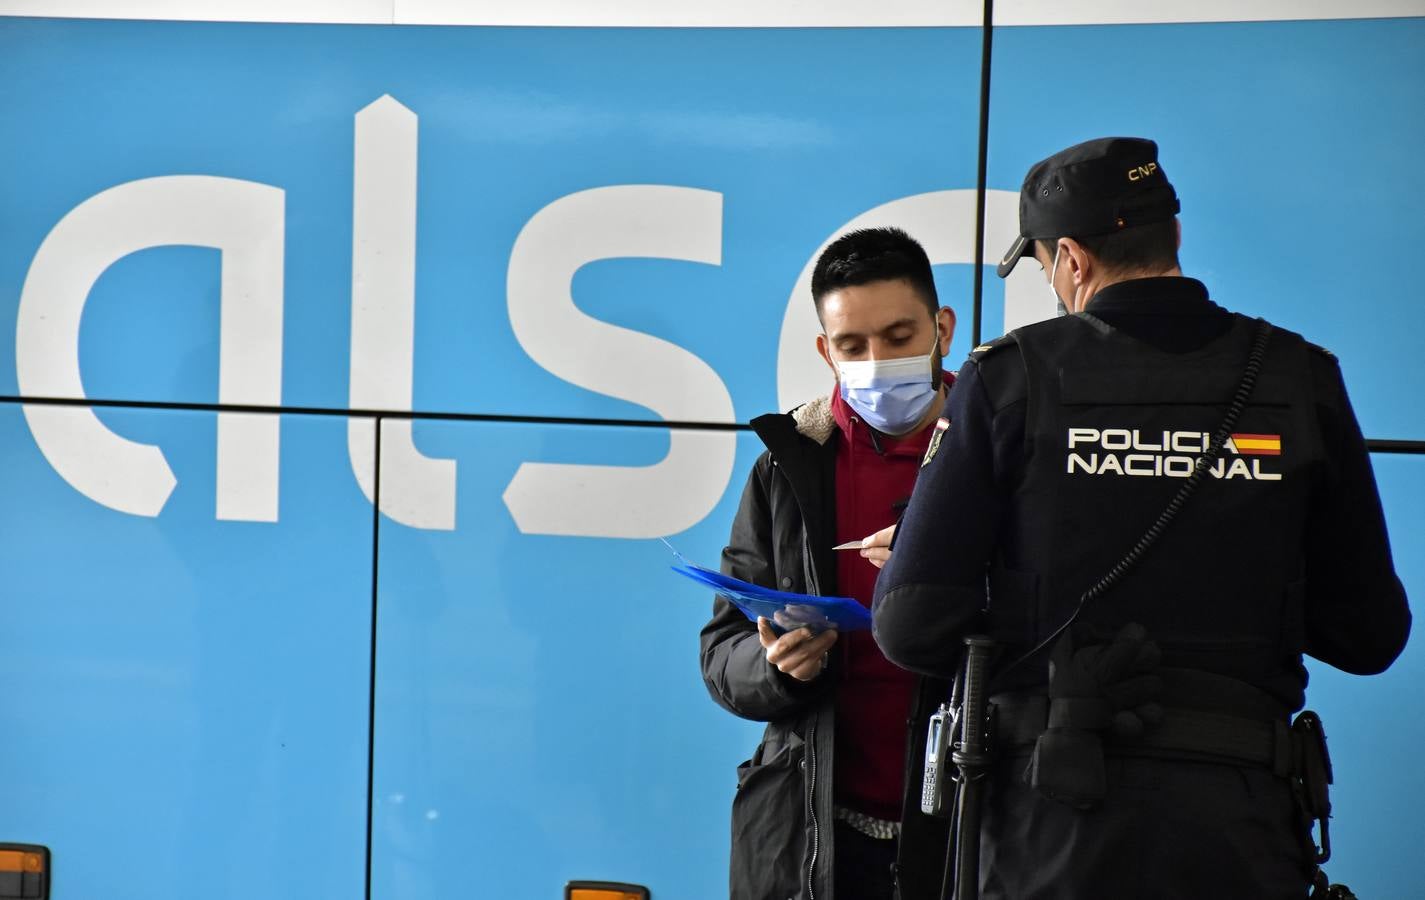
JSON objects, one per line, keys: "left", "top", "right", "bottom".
{"left": 700, "top": 227, "right": 956, "bottom": 900}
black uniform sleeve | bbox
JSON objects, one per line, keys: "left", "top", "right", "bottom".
{"left": 1302, "top": 355, "right": 1411, "bottom": 674}
{"left": 871, "top": 354, "right": 1017, "bottom": 677}
{"left": 699, "top": 453, "right": 830, "bottom": 721}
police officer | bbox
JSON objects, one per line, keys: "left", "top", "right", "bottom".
{"left": 870, "top": 137, "right": 1411, "bottom": 898}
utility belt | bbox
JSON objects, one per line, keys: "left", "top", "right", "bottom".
{"left": 986, "top": 664, "right": 1351, "bottom": 899}
{"left": 922, "top": 636, "right": 1351, "bottom": 899}
{"left": 993, "top": 694, "right": 1295, "bottom": 772}
{"left": 990, "top": 666, "right": 1301, "bottom": 777}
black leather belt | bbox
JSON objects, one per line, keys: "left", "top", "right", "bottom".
{"left": 992, "top": 664, "right": 1301, "bottom": 778}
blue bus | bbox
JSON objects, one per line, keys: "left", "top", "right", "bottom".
{"left": 1, "top": 2, "right": 1421, "bottom": 897}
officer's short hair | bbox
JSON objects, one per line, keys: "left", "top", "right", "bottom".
{"left": 1037, "top": 218, "right": 1179, "bottom": 276}
{"left": 811, "top": 227, "right": 939, "bottom": 318}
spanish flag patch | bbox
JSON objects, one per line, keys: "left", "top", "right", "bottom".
{"left": 1227, "top": 433, "right": 1282, "bottom": 456}
{"left": 922, "top": 417, "right": 950, "bottom": 467}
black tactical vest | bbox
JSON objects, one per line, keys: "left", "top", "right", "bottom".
{"left": 986, "top": 312, "right": 1326, "bottom": 711}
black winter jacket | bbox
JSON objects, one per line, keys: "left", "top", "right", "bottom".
{"left": 699, "top": 395, "right": 950, "bottom": 900}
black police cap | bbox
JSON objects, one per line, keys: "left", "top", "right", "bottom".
{"left": 997, "top": 136, "right": 1181, "bottom": 278}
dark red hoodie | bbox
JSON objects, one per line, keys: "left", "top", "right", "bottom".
{"left": 829, "top": 374, "right": 952, "bottom": 822}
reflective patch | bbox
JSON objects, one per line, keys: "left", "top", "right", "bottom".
{"left": 1064, "top": 426, "right": 1284, "bottom": 481}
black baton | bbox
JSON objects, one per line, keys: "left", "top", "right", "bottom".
{"left": 949, "top": 636, "right": 996, "bottom": 900}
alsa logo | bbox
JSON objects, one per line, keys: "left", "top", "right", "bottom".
{"left": 1127, "top": 162, "right": 1159, "bottom": 181}
{"left": 1065, "top": 428, "right": 1283, "bottom": 481}
{"left": 14, "top": 94, "right": 1047, "bottom": 537}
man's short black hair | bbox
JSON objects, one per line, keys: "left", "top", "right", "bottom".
{"left": 810, "top": 227, "right": 938, "bottom": 317}
{"left": 1037, "top": 218, "right": 1179, "bottom": 275}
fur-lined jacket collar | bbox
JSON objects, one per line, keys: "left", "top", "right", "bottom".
{"left": 789, "top": 394, "right": 836, "bottom": 445}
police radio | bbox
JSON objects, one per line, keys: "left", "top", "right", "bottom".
{"left": 920, "top": 702, "right": 955, "bottom": 816}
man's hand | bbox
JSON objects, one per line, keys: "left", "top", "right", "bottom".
{"left": 757, "top": 617, "right": 838, "bottom": 682}
{"left": 859, "top": 523, "right": 896, "bottom": 569}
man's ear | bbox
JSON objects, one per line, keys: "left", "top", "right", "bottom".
{"left": 1063, "top": 237, "right": 1091, "bottom": 286}
{"left": 815, "top": 332, "right": 839, "bottom": 380}
{"left": 936, "top": 307, "right": 956, "bottom": 356}
{"left": 1175, "top": 217, "right": 1182, "bottom": 250}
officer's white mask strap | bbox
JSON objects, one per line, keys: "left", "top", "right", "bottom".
{"left": 1050, "top": 244, "right": 1069, "bottom": 317}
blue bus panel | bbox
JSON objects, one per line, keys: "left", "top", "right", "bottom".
{"left": 370, "top": 420, "right": 766, "bottom": 898}
{"left": 0, "top": 407, "right": 373, "bottom": 899}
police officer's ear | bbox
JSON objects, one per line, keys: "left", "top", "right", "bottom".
{"left": 1175, "top": 217, "right": 1182, "bottom": 251}
{"left": 1060, "top": 238, "right": 1093, "bottom": 289}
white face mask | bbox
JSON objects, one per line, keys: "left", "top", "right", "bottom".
{"left": 1049, "top": 245, "right": 1070, "bottom": 317}
{"left": 834, "top": 331, "right": 941, "bottom": 436}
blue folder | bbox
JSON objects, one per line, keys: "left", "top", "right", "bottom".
{"left": 665, "top": 541, "right": 871, "bottom": 633}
